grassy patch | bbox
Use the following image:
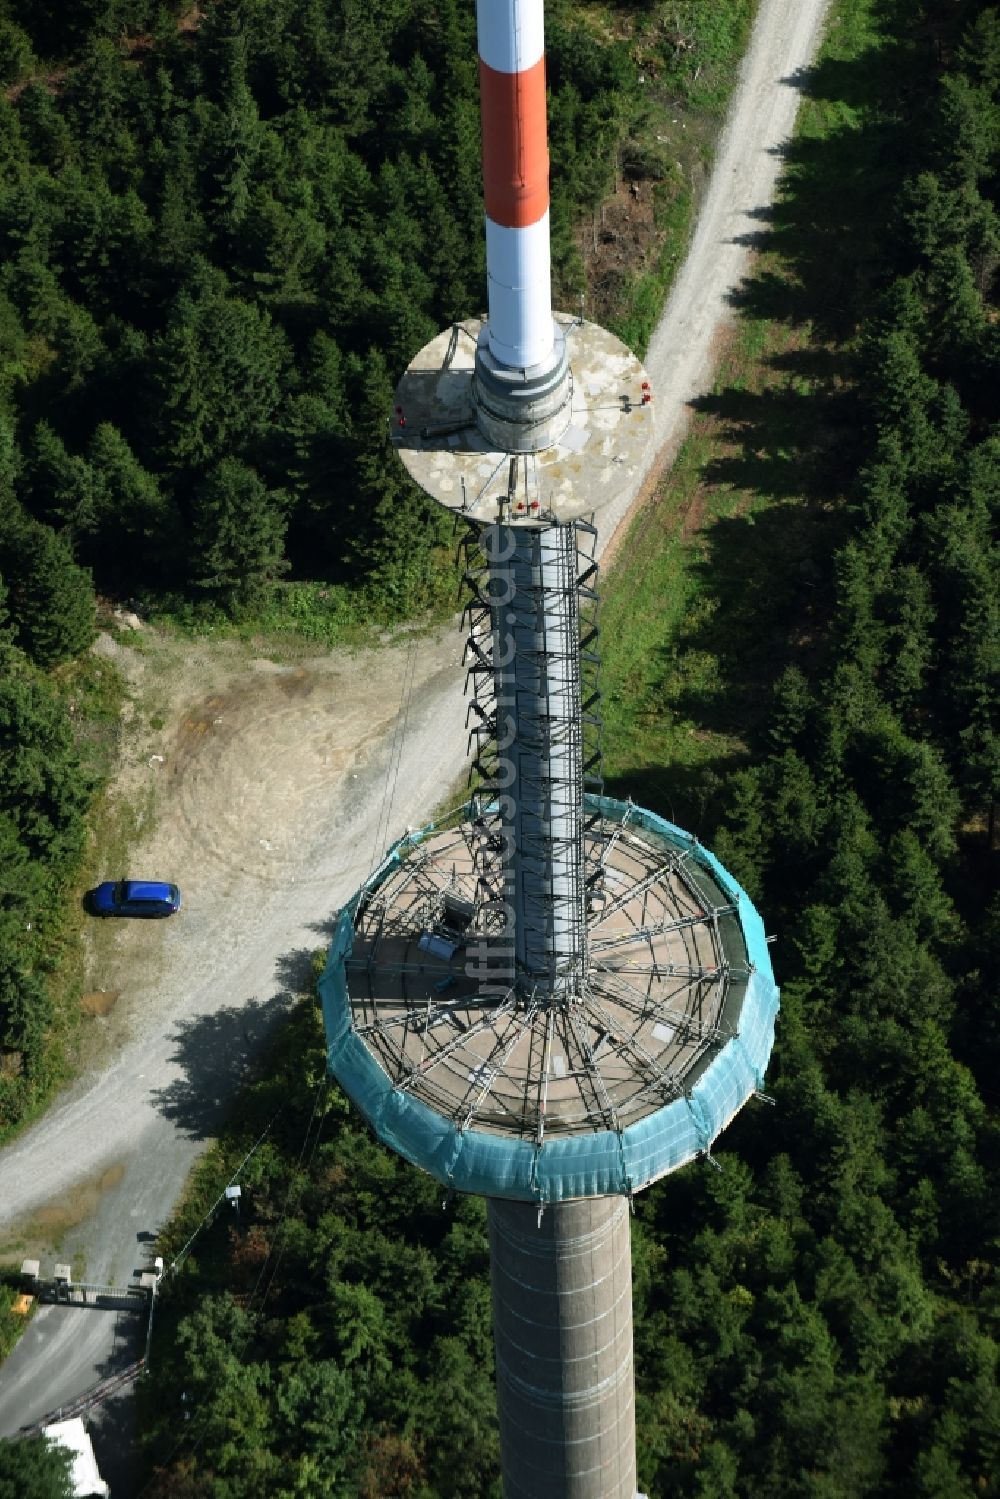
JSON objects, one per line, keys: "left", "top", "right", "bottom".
{"left": 136, "top": 581, "right": 370, "bottom": 651}
{"left": 666, "top": 14, "right": 759, "bottom": 133}
{"left": 46, "top": 656, "right": 137, "bottom": 1094}
{"left": 58, "top": 649, "right": 127, "bottom": 787}
{"left": 599, "top": 293, "right": 844, "bottom": 831}
{"left": 241, "top": 580, "right": 381, "bottom": 649}
{"left": 600, "top": 426, "right": 743, "bottom": 788}
{"left": 609, "top": 170, "right": 696, "bottom": 356}
{"left": 137, "top": 569, "right": 461, "bottom": 656}
{"left": 0, "top": 646, "right": 135, "bottom": 1146}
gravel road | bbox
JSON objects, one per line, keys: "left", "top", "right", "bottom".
{"left": 0, "top": 0, "right": 831, "bottom": 1468}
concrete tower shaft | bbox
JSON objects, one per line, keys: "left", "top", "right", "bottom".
{"left": 489, "top": 1197, "right": 637, "bottom": 1499}
{"left": 482, "top": 523, "right": 586, "bottom": 996}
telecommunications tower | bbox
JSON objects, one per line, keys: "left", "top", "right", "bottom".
{"left": 320, "top": 4, "right": 779, "bottom": 1496}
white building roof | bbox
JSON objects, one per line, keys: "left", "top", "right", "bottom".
{"left": 43, "top": 1418, "right": 110, "bottom": 1498}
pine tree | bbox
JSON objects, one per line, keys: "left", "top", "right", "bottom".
{"left": 884, "top": 564, "right": 935, "bottom": 717}
{"left": 150, "top": 265, "right": 289, "bottom": 471}
{"left": 155, "top": 164, "right": 207, "bottom": 279}
{"left": 885, "top": 828, "right": 955, "bottom": 943}
{"left": 0, "top": 20, "right": 37, "bottom": 89}
{"left": 766, "top": 664, "right": 815, "bottom": 752}
{"left": 87, "top": 422, "right": 176, "bottom": 582}
{"left": 203, "top": 32, "right": 263, "bottom": 238}
{"left": 0, "top": 1433, "right": 73, "bottom": 1499}
{"left": 0, "top": 669, "right": 90, "bottom": 867}
{"left": 15, "top": 84, "right": 73, "bottom": 171}
{"left": 62, "top": 36, "right": 130, "bottom": 171}
{"left": 765, "top": 748, "right": 823, "bottom": 858}
{"left": 347, "top": 348, "right": 450, "bottom": 615}
{"left": 189, "top": 458, "right": 288, "bottom": 613}
{"left": 0, "top": 956, "right": 52, "bottom": 1064}
{"left": 3, "top": 521, "right": 95, "bottom": 667}
{"left": 24, "top": 420, "right": 96, "bottom": 540}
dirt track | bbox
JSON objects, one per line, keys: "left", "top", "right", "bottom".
{"left": 0, "top": 0, "right": 831, "bottom": 1451}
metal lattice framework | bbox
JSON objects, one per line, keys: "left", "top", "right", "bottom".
{"left": 324, "top": 530, "right": 777, "bottom": 1193}
{"left": 344, "top": 808, "right": 750, "bottom": 1144}
{"left": 461, "top": 518, "right": 605, "bottom": 982}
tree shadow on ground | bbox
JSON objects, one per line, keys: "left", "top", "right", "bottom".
{"left": 150, "top": 920, "right": 342, "bottom": 1138}
{"left": 726, "top": 11, "right": 938, "bottom": 338}
{"left": 603, "top": 757, "right": 743, "bottom": 845}
{"left": 273, "top": 939, "right": 327, "bottom": 996}
{"left": 90, "top": 1385, "right": 139, "bottom": 1499}
{"left": 660, "top": 494, "right": 843, "bottom": 753}
{"left": 13, "top": 1305, "right": 145, "bottom": 1493}
{"left": 151, "top": 992, "right": 295, "bottom": 1139}
{"left": 87, "top": 1309, "right": 144, "bottom": 1497}
{"left": 690, "top": 378, "right": 860, "bottom": 502}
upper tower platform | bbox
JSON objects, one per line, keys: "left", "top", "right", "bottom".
{"left": 392, "top": 314, "right": 653, "bottom": 526}
{"left": 386, "top": 0, "right": 652, "bottom": 510}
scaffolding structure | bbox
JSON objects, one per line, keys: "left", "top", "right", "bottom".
{"left": 463, "top": 519, "right": 604, "bottom": 993}
{"left": 322, "top": 793, "right": 776, "bottom": 1204}
{"left": 321, "top": 535, "right": 778, "bottom": 1499}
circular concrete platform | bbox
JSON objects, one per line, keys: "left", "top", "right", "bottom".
{"left": 392, "top": 314, "right": 654, "bottom": 526}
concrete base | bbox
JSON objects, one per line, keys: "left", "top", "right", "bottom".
{"left": 473, "top": 322, "right": 572, "bottom": 453}
{"left": 391, "top": 315, "right": 653, "bottom": 526}
{"left": 488, "top": 1196, "right": 637, "bottom": 1499}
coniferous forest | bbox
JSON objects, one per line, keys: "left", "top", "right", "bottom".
{"left": 0, "top": 0, "right": 668, "bottom": 1129}
{"left": 0, "top": 0, "right": 643, "bottom": 617}
{"left": 1, "top": 0, "right": 999, "bottom": 1496}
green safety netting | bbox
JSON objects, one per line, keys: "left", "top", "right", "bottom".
{"left": 319, "top": 795, "right": 779, "bottom": 1203}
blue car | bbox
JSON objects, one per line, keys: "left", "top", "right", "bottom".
{"left": 90, "top": 880, "right": 182, "bottom": 918}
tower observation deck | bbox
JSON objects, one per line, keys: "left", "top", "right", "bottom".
{"left": 319, "top": 4, "right": 779, "bottom": 1496}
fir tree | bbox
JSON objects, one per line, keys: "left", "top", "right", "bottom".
{"left": 3, "top": 521, "right": 95, "bottom": 667}
{"left": 189, "top": 458, "right": 288, "bottom": 613}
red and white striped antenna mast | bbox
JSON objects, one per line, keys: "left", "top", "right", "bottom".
{"left": 471, "top": 0, "right": 575, "bottom": 458}
{"left": 478, "top": 0, "right": 555, "bottom": 370}
{"left": 390, "top": 0, "right": 651, "bottom": 515}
